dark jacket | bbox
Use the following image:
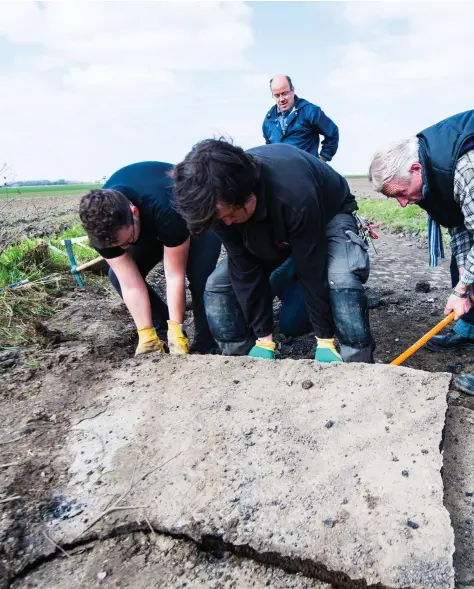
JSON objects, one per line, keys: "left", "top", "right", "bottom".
{"left": 262, "top": 96, "right": 339, "bottom": 161}
{"left": 212, "top": 144, "right": 356, "bottom": 339}
{"left": 417, "top": 110, "right": 474, "bottom": 227}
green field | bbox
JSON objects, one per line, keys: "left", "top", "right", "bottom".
{"left": 0, "top": 183, "right": 103, "bottom": 199}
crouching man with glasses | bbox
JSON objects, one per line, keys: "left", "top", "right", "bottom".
{"left": 79, "top": 161, "right": 221, "bottom": 356}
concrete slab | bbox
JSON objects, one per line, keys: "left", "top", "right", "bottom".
{"left": 15, "top": 532, "right": 331, "bottom": 589}
{"left": 443, "top": 405, "right": 474, "bottom": 588}
{"left": 46, "top": 357, "right": 454, "bottom": 588}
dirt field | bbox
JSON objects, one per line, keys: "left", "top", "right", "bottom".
{"left": 1, "top": 183, "right": 474, "bottom": 587}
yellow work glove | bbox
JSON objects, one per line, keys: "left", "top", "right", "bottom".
{"left": 135, "top": 326, "right": 167, "bottom": 356}
{"left": 315, "top": 337, "right": 342, "bottom": 363}
{"left": 167, "top": 321, "right": 190, "bottom": 355}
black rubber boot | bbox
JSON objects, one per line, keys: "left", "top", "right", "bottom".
{"left": 329, "top": 288, "right": 375, "bottom": 363}
{"left": 454, "top": 374, "right": 474, "bottom": 396}
{"left": 426, "top": 331, "right": 474, "bottom": 353}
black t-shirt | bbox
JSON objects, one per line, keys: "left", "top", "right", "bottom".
{"left": 95, "top": 161, "right": 189, "bottom": 259}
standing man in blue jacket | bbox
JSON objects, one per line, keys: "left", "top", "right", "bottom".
{"left": 262, "top": 74, "right": 339, "bottom": 162}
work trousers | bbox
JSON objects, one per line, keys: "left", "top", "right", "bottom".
{"left": 109, "top": 232, "right": 221, "bottom": 350}
{"left": 204, "top": 213, "right": 375, "bottom": 362}
{"left": 451, "top": 255, "right": 474, "bottom": 339}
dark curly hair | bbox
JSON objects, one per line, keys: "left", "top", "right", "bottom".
{"left": 79, "top": 189, "right": 133, "bottom": 248}
{"left": 172, "top": 138, "right": 257, "bottom": 235}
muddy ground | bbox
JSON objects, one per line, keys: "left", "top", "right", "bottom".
{"left": 1, "top": 182, "right": 473, "bottom": 587}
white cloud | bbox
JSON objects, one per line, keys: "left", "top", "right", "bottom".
{"left": 0, "top": 1, "right": 255, "bottom": 179}
{"left": 320, "top": 2, "right": 474, "bottom": 175}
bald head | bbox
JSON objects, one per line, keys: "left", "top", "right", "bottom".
{"left": 270, "top": 74, "right": 295, "bottom": 112}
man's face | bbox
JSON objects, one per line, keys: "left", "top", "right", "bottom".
{"left": 215, "top": 195, "right": 257, "bottom": 226}
{"left": 382, "top": 163, "right": 423, "bottom": 208}
{"left": 271, "top": 79, "right": 295, "bottom": 112}
{"left": 112, "top": 206, "right": 140, "bottom": 249}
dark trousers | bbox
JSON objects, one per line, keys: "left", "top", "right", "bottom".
{"left": 204, "top": 213, "right": 375, "bottom": 362}
{"left": 109, "top": 232, "right": 221, "bottom": 349}
{"left": 451, "top": 255, "right": 474, "bottom": 338}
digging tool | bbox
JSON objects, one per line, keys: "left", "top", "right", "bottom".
{"left": 63, "top": 239, "right": 104, "bottom": 288}
{"left": 390, "top": 312, "right": 455, "bottom": 366}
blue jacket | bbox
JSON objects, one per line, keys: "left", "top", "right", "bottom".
{"left": 262, "top": 96, "right": 339, "bottom": 161}
{"left": 417, "top": 110, "right": 474, "bottom": 227}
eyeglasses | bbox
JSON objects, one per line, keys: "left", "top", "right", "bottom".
{"left": 272, "top": 90, "right": 293, "bottom": 100}
{"left": 116, "top": 217, "right": 136, "bottom": 249}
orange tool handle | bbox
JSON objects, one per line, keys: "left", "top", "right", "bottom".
{"left": 390, "top": 312, "right": 455, "bottom": 366}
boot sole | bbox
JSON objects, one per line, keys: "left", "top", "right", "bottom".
{"left": 425, "top": 342, "right": 474, "bottom": 353}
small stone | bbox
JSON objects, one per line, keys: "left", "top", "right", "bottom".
{"left": 323, "top": 519, "right": 335, "bottom": 528}
{"left": 97, "top": 571, "right": 107, "bottom": 580}
{"left": 225, "top": 405, "right": 231, "bottom": 412}
{"left": 415, "top": 281, "right": 431, "bottom": 293}
{"left": 421, "top": 449, "right": 428, "bottom": 455}
{"left": 402, "top": 470, "right": 409, "bottom": 477}
{"left": 233, "top": 380, "right": 240, "bottom": 384}
{"left": 302, "top": 380, "right": 314, "bottom": 390}
{"left": 407, "top": 520, "right": 419, "bottom": 529}
{"left": 427, "top": 297, "right": 435, "bottom": 303}
{"left": 342, "top": 498, "right": 349, "bottom": 505}
{"left": 465, "top": 491, "right": 474, "bottom": 497}
{"left": 392, "top": 455, "right": 399, "bottom": 462}
{"left": 325, "top": 420, "right": 335, "bottom": 429}
{"left": 465, "top": 519, "right": 473, "bottom": 525}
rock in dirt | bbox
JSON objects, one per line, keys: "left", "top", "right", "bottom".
{"left": 13, "top": 533, "right": 330, "bottom": 589}
{"left": 415, "top": 281, "right": 432, "bottom": 293}
{"left": 443, "top": 406, "right": 474, "bottom": 588}
{"left": 34, "top": 358, "right": 454, "bottom": 589}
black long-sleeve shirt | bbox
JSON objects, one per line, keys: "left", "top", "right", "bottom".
{"left": 212, "top": 144, "right": 356, "bottom": 339}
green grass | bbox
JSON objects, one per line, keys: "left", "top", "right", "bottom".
{"left": 357, "top": 198, "right": 428, "bottom": 234}
{"left": 0, "top": 225, "right": 100, "bottom": 346}
{"left": 0, "top": 183, "right": 102, "bottom": 199}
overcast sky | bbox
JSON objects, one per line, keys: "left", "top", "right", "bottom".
{"left": 1, "top": 1, "right": 474, "bottom": 182}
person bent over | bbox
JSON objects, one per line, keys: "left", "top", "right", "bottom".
{"left": 79, "top": 161, "right": 221, "bottom": 356}
{"left": 172, "top": 140, "right": 374, "bottom": 363}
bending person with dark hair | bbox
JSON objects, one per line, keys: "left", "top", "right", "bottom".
{"left": 79, "top": 161, "right": 221, "bottom": 356}
{"left": 173, "top": 140, "right": 374, "bottom": 363}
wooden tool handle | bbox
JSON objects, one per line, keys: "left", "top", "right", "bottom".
{"left": 76, "top": 256, "right": 104, "bottom": 272}
{"left": 390, "top": 312, "right": 455, "bottom": 366}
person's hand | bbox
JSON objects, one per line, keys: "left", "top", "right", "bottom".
{"left": 248, "top": 340, "right": 276, "bottom": 359}
{"left": 315, "top": 337, "right": 342, "bottom": 363}
{"left": 135, "top": 326, "right": 167, "bottom": 356}
{"left": 167, "top": 321, "right": 190, "bottom": 354}
{"left": 445, "top": 291, "right": 472, "bottom": 320}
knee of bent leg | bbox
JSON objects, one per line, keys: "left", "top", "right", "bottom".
{"left": 204, "top": 261, "right": 232, "bottom": 294}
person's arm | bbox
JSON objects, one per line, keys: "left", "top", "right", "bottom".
{"left": 163, "top": 237, "right": 190, "bottom": 324}
{"left": 107, "top": 253, "right": 153, "bottom": 329}
{"left": 448, "top": 226, "right": 471, "bottom": 271}
{"left": 213, "top": 223, "right": 274, "bottom": 340}
{"left": 308, "top": 106, "right": 339, "bottom": 162}
{"left": 445, "top": 155, "right": 474, "bottom": 318}
{"left": 287, "top": 199, "right": 334, "bottom": 338}
{"left": 106, "top": 253, "right": 166, "bottom": 355}
{"left": 262, "top": 119, "right": 271, "bottom": 145}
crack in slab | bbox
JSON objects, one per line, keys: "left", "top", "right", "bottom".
{"left": 10, "top": 522, "right": 409, "bottom": 589}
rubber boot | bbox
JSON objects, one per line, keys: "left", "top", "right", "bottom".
{"left": 329, "top": 288, "right": 375, "bottom": 363}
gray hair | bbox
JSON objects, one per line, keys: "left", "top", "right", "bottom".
{"left": 369, "top": 137, "right": 419, "bottom": 192}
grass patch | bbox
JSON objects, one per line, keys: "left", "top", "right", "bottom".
{"left": 0, "top": 184, "right": 102, "bottom": 199}
{"left": 357, "top": 198, "right": 428, "bottom": 235}
{"left": 0, "top": 226, "right": 100, "bottom": 347}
